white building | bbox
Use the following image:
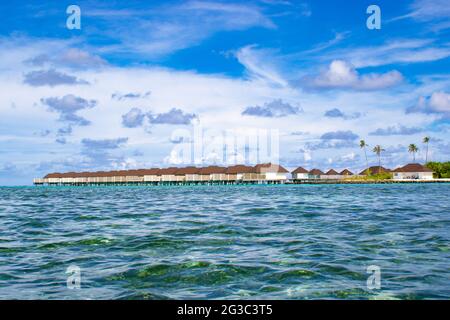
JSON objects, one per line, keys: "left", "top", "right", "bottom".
{"left": 254, "top": 163, "right": 289, "bottom": 181}
{"left": 291, "top": 166, "right": 309, "bottom": 179}
{"left": 309, "top": 169, "right": 325, "bottom": 179}
{"left": 392, "top": 163, "right": 434, "bottom": 180}
{"left": 322, "top": 169, "right": 341, "bottom": 179}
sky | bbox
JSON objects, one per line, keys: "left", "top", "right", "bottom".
{"left": 0, "top": 0, "right": 449, "bottom": 185}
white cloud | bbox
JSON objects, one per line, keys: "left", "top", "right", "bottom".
{"left": 148, "top": 108, "right": 197, "bottom": 125}
{"left": 341, "top": 152, "right": 356, "bottom": 161}
{"left": 391, "top": 0, "right": 450, "bottom": 30}
{"left": 122, "top": 108, "right": 146, "bottom": 128}
{"left": 87, "top": 1, "right": 275, "bottom": 57}
{"left": 242, "top": 99, "right": 302, "bottom": 117}
{"left": 24, "top": 69, "right": 89, "bottom": 87}
{"left": 305, "top": 60, "right": 403, "bottom": 91}
{"left": 27, "top": 48, "right": 107, "bottom": 69}
{"left": 235, "top": 45, "right": 288, "bottom": 87}
{"left": 40, "top": 95, "right": 97, "bottom": 126}
{"left": 430, "top": 91, "right": 450, "bottom": 113}
{"left": 407, "top": 91, "right": 450, "bottom": 117}
{"left": 323, "top": 39, "right": 450, "bottom": 68}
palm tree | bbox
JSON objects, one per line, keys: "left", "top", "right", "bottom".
{"left": 408, "top": 144, "right": 419, "bottom": 162}
{"left": 360, "top": 140, "right": 369, "bottom": 174}
{"left": 423, "top": 136, "right": 430, "bottom": 163}
{"left": 372, "top": 145, "right": 385, "bottom": 174}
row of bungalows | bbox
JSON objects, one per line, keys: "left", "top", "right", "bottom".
{"left": 291, "top": 167, "right": 355, "bottom": 180}
{"left": 34, "top": 163, "right": 290, "bottom": 185}
{"left": 290, "top": 164, "right": 435, "bottom": 181}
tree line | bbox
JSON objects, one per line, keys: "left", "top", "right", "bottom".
{"left": 358, "top": 137, "right": 450, "bottom": 178}
{"left": 359, "top": 137, "right": 431, "bottom": 172}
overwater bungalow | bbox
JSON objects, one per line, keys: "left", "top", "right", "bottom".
{"left": 291, "top": 166, "right": 309, "bottom": 180}
{"left": 33, "top": 178, "right": 45, "bottom": 185}
{"left": 322, "top": 169, "right": 341, "bottom": 179}
{"left": 143, "top": 168, "right": 161, "bottom": 183}
{"left": 199, "top": 166, "right": 227, "bottom": 181}
{"left": 60, "top": 172, "right": 76, "bottom": 184}
{"left": 392, "top": 163, "right": 434, "bottom": 180}
{"left": 44, "top": 172, "right": 62, "bottom": 185}
{"left": 340, "top": 169, "right": 354, "bottom": 177}
{"left": 115, "top": 170, "right": 129, "bottom": 183}
{"left": 125, "top": 169, "right": 145, "bottom": 183}
{"left": 225, "top": 165, "right": 254, "bottom": 181}
{"left": 160, "top": 167, "right": 179, "bottom": 182}
{"left": 254, "top": 163, "right": 289, "bottom": 181}
{"left": 73, "top": 172, "right": 89, "bottom": 184}
{"left": 175, "top": 167, "right": 199, "bottom": 182}
{"left": 35, "top": 163, "right": 289, "bottom": 185}
{"left": 308, "top": 169, "right": 325, "bottom": 179}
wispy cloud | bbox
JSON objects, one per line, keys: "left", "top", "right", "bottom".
{"left": 112, "top": 91, "right": 151, "bottom": 101}
{"left": 81, "top": 138, "right": 128, "bottom": 149}
{"left": 305, "top": 140, "right": 358, "bottom": 151}
{"left": 148, "top": 108, "right": 197, "bottom": 125}
{"left": 87, "top": 1, "right": 275, "bottom": 57}
{"left": 235, "top": 45, "right": 288, "bottom": 86}
{"left": 325, "top": 39, "right": 450, "bottom": 68}
{"left": 79, "top": 137, "right": 130, "bottom": 169}
{"left": 320, "top": 130, "right": 359, "bottom": 141}
{"left": 26, "top": 49, "right": 107, "bottom": 69}
{"left": 324, "top": 108, "right": 361, "bottom": 120}
{"left": 23, "top": 69, "right": 89, "bottom": 87}
{"left": 34, "top": 129, "right": 51, "bottom": 137}
{"left": 242, "top": 99, "right": 302, "bottom": 117}
{"left": 369, "top": 125, "right": 424, "bottom": 136}
{"left": 299, "top": 32, "right": 350, "bottom": 55}
{"left": 55, "top": 138, "right": 66, "bottom": 144}
{"left": 57, "top": 126, "right": 72, "bottom": 136}
{"left": 390, "top": 0, "right": 450, "bottom": 31}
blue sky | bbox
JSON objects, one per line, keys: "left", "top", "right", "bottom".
{"left": 0, "top": 0, "right": 449, "bottom": 185}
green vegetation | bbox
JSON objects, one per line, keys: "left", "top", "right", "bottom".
{"left": 345, "top": 172, "right": 392, "bottom": 181}
{"left": 354, "top": 136, "right": 449, "bottom": 180}
{"left": 368, "top": 172, "right": 393, "bottom": 180}
{"left": 372, "top": 145, "right": 385, "bottom": 170}
{"left": 423, "top": 136, "right": 430, "bottom": 163}
{"left": 426, "top": 162, "right": 450, "bottom": 178}
{"left": 360, "top": 140, "right": 369, "bottom": 170}
{"left": 408, "top": 144, "right": 418, "bottom": 162}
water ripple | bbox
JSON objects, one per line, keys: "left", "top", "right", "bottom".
{"left": 0, "top": 184, "right": 449, "bottom": 299}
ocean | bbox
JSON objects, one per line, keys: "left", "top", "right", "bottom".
{"left": 0, "top": 184, "right": 449, "bottom": 299}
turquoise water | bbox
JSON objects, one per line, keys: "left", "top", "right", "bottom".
{"left": 0, "top": 184, "right": 449, "bottom": 299}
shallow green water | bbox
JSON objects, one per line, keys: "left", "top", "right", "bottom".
{"left": 0, "top": 184, "right": 449, "bottom": 299}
